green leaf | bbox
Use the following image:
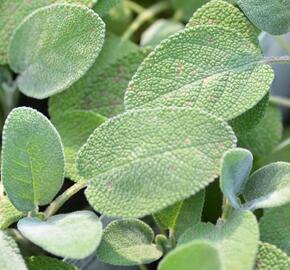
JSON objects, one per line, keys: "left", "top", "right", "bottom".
{"left": 27, "top": 256, "right": 78, "bottom": 270}
{"left": 243, "top": 162, "right": 290, "bottom": 210}
{"left": 220, "top": 148, "right": 253, "bottom": 209}
{"left": 154, "top": 190, "right": 205, "bottom": 239}
{"left": 18, "top": 211, "right": 102, "bottom": 259}
{"left": 52, "top": 111, "right": 106, "bottom": 182}
{"left": 93, "top": 0, "right": 120, "bottom": 17}
{"left": 1, "top": 107, "right": 64, "bottom": 212}
{"left": 77, "top": 108, "right": 236, "bottom": 218}
{"left": 186, "top": 0, "right": 258, "bottom": 45}
{"left": 0, "top": 0, "right": 97, "bottom": 65}
{"left": 97, "top": 219, "right": 162, "bottom": 266}
{"left": 0, "top": 195, "right": 24, "bottom": 229}
{"left": 238, "top": 104, "right": 282, "bottom": 157}
{"left": 255, "top": 242, "right": 289, "bottom": 270}
{"left": 237, "top": 0, "right": 290, "bottom": 35}
{"left": 141, "top": 19, "right": 184, "bottom": 47}
{"left": 158, "top": 240, "right": 224, "bottom": 270}
{"left": 179, "top": 210, "right": 259, "bottom": 270}
{"left": 8, "top": 4, "right": 105, "bottom": 99}
{"left": 260, "top": 203, "right": 290, "bottom": 255}
{"left": 0, "top": 230, "right": 28, "bottom": 270}
{"left": 124, "top": 25, "right": 274, "bottom": 129}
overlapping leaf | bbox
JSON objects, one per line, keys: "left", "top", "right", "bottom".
{"left": 8, "top": 4, "right": 105, "bottom": 99}
{"left": 77, "top": 108, "right": 236, "bottom": 218}
{"left": 1, "top": 107, "right": 64, "bottom": 212}
{"left": 97, "top": 219, "right": 162, "bottom": 266}
{"left": 18, "top": 211, "right": 102, "bottom": 259}
{"left": 27, "top": 256, "right": 78, "bottom": 270}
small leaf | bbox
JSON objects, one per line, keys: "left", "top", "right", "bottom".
{"left": 220, "top": 148, "right": 253, "bottom": 209}
{"left": 52, "top": 111, "right": 106, "bottom": 182}
{"left": 77, "top": 108, "right": 236, "bottom": 218}
{"left": 237, "top": 0, "right": 290, "bottom": 35}
{"left": 243, "top": 162, "right": 290, "bottom": 210}
{"left": 1, "top": 107, "right": 64, "bottom": 212}
{"left": 93, "top": 0, "right": 120, "bottom": 17}
{"left": 0, "top": 195, "right": 24, "bottom": 229}
{"left": 141, "top": 19, "right": 184, "bottom": 47}
{"left": 97, "top": 219, "right": 162, "bottom": 266}
{"left": 0, "top": 230, "right": 28, "bottom": 270}
{"left": 158, "top": 240, "right": 224, "bottom": 270}
{"left": 179, "top": 210, "right": 259, "bottom": 270}
{"left": 27, "top": 256, "right": 78, "bottom": 270}
{"left": 154, "top": 190, "right": 205, "bottom": 239}
{"left": 255, "top": 242, "right": 289, "bottom": 270}
{"left": 18, "top": 211, "right": 102, "bottom": 259}
{"left": 8, "top": 4, "right": 105, "bottom": 99}
{"left": 260, "top": 203, "right": 290, "bottom": 255}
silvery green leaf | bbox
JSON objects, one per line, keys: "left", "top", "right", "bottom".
{"left": 27, "top": 256, "right": 78, "bottom": 270}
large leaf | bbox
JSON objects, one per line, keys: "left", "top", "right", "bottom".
{"left": 260, "top": 203, "right": 290, "bottom": 255}
{"left": 179, "top": 210, "right": 259, "bottom": 270}
{"left": 8, "top": 4, "right": 105, "bottom": 99}
{"left": 27, "top": 256, "right": 78, "bottom": 270}
{"left": 18, "top": 211, "right": 102, "bottom": 259}
{"left": 125, "top": 25, "right": 273, "bottom": 129}
{"left": 237, "top": 0, "right": 290, "bottom": 35}
{"left": 1, "top": 107, "right": 64, "bottom": 212}
{"left": 255, "top": 242, "right": 289, "bottom": 270}
{"left": 0, "top": 0, "right": 97, "bottom": 65}
{"left": 0, "top": 230, "right": 28, "bottom": 270}
{"left": 220, "top": 148, "right": 253, "bottom": 209}
{"left": 243, "top": 162, "right": 290, "bottom": 210}
{"left": 77, "top": 108, "right": 236, "bottom": 218}
{"left": 158, "top": 240, "right": 223, "bottom": 270}
{"left": 97, "top": 219, "right": 162, "bottom": 266}
{"left": 154, "top": 190, "right": 205, "bottom": 239}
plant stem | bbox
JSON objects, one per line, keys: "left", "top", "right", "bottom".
{"left": 124, "top": 0, "right": 145, "bottom": 14}
{"left": 263, "top": 55, "right": 290, "bottom": 65}
{"left": 121, "top": 1, "right": 170, "bottom": 41}
{"left": 169, "top": 228, "right": 176, "bottom": 248}
{"left": 44, "top": 180, "right": 87, "bottom": 219}
{"left": 273, "top": 137, "right": 290, "bottom": 153}
{"left": 221, "top": 197, "right": 232, "bottom": 220}
{"left": 139, "top": 265, "right": 149, "bottom": 270}
{"left": 275, "top": 36, "right": 290, "bottom": 55}
{"left": 270, "top": 96, "right": 290, "bottom": 108}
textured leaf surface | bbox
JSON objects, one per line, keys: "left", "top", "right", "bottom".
{"left": 158, "top": 240, "right": 223, "bottom": 270}
{"left": 154, "top": 191, "right": 205, "bottom": 239}
{"left": 52, "top": 111, "right": 106, "bottom": 181}
{"left": 1, "top": 107, "right": 64, "bottom": 212}
{"left": 220, "top": 148, "right": 253, "bottom": 209}
{"left": 238, "top": 105, "right": 282, "bottom": 157}
{"left": 237, "top": 0, "right": 290, "bottom": 35}
{"left": 77, "top": 108, "right": 236, "bottom": 218}
{"left": 97, "top": 219, "right": 162, "bottom": 266}
{"left": 0, "top": 195, "right": 24, "bottom": 229}
{"left": 179, "top": 210, "right": 259, "bottom": 270}
{"left": 93, "top": 0, "right": 120, "bottom": 17}
{"left": 0, "top": 230, "right": 28, "bottom": 270}
{"left": 243, "top": 162, "right": 290, "bottom": 210}
{"left": 18, "top": 211, "right": 102, "bottom": 259}
{"left": 0, "top": 0, "right": 97, "bottom": 65}
{"left": 260, "top": 203, "right": 290, "bottom": 255}
{"left": 125, "top": 25, "right": 273, "bottom": 125}
{"left": 8, "top": 4, "right": 105, "bottom": 99}
{"left": 27, "top": 256, "right": 78, "bottom": 270}
{"left": 255, "top": 242, "right": 289, "bottom": 270}
{"left": 141, "top": 19, "right": 184, "bottom": 47}
{"left": 187, "top": 0, "right": 258, "bottom": 45}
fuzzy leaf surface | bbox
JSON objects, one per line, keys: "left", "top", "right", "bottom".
{"left": 1, "top": 107, "right": 64, "bottom": 212}
{"left": 77, "top": 108, "right": 236, "bottom": 218}
{"left": 27, "top": 256, "right": 78, "bottom": 270}
{"left": 18, "top": 211, "right": 102, "bottom": 259}
{"left": 8, "top": 4, "right": 105, "bottom": 99}
{"left": 97, "top": 219, "right": 162, "bottom": 266}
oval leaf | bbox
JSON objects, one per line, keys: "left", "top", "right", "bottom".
{"left": 1, "top": 107, "right": 64, "bottom": 212}
{"left": 97, "top": 219, "right": 162, "bottom": 266}
{"left": 8, "top": 4, "right": 105, "bottom": 99}
{"left": 243, "top": 162, "right": 290, "bottom": 210}
{"left": 18, "top": 211, "right": 102, "bottom": 259}
{"left": 77, "top": 108, "right": 236, "bottom": 218}
{"left": 27, "top": 256, "right": 78, "bottom": 270}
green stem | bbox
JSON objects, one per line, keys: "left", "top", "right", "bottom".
{"left": 275, "top": 36, "right": 290, "bottom": 55}
{"left": 263, "top": 55, "right": 290, "bottom": 65}
{"left": 124, "top": 0, "right": 145, "bottom": 14}
{"left": 270, "top": 96, "right": 290, "bottom": 108}
{"left": 169, "top": 228, "right": 176, "bottom": 248}
{"left": 221, "top": 197, "right": 232, "bottom": 220}
{"left": 273, "top": 137, "right": 290, "bottom": 153}
{"left": 121, "top": 1, "right": 170, "bottom": 41}
{"left": 44, "top": 180, "right": 87, "bottom": 219}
